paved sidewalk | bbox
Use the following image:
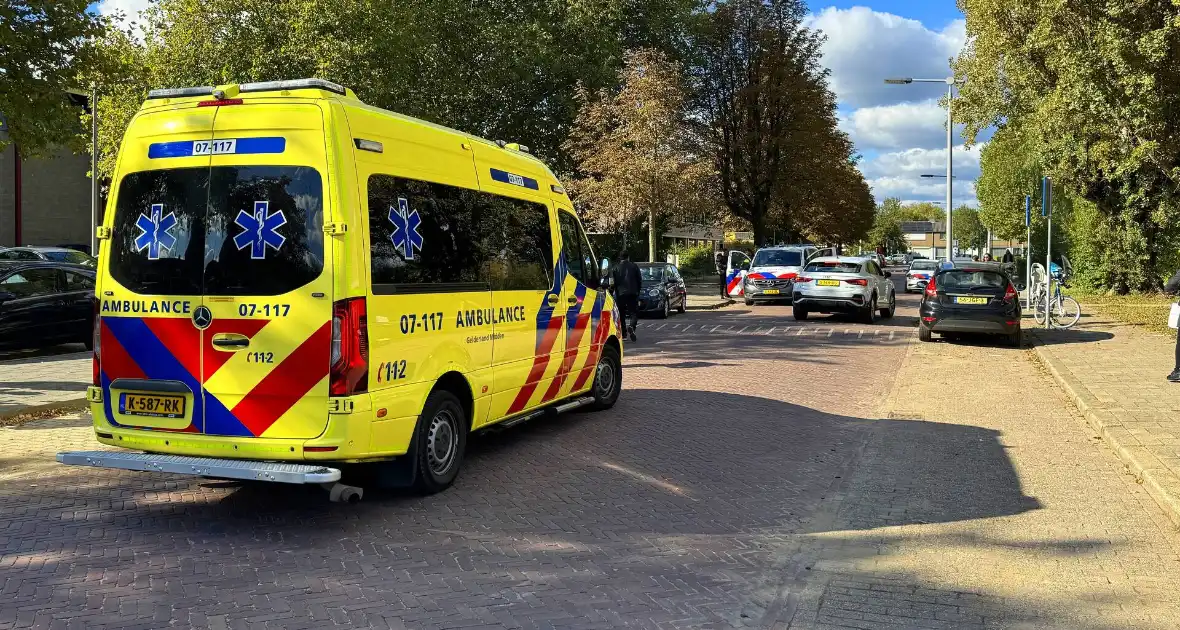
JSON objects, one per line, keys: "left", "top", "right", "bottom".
{"left": 685, "top": 280, "right": 734, "bottom": 310}
{"left": 0, "top": 351, "right": 91, "bottom": 420}
{"left": 1030, "top": 312, "right": 1180, "bottom": 527}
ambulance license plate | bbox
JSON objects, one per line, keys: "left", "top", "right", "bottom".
{"left": 817, "top": 279, "right": 840, "bottom": 287}
{"left": 121, "top": 393, "right": 186, "bottom": 418}
{"left": 763, "top": 289, "right": 780, "bottom": 295}
{"left": 954, "top": 296, "right": 988, "bottom": 305}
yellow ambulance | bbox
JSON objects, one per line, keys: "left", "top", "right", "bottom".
{"left": 58, "top": 79, "right": 623, "bottom": 498}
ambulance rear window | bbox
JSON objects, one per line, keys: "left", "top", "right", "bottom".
{"left": 109, "top": 166, "right": 324, "bottom": 296}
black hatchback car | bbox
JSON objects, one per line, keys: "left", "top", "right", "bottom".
{"left": 918, "top": 263, "right": 1022, "bottom": 346}
{"left": 637, "top": 262, "right": 688, "bottom": 318}
{"left": 0, "top": 261, "right": 96, "bottom": 349}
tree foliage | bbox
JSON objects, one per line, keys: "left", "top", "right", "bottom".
{"left": 86, "top": 0, "right": 703, "bottom": 178}
{"left": 866, "top": 198, "right": 942, "bottom": 253}
{"left": 955, "top": 0, "right": 1180, "bottom": 291}
{"left": 975, "top": 123, "right": 1045, "bottom": 241}
{"left": 695, "top": 0, "right": 867, "bottom": 246}
{"left": 0, "top": 0, "right": 105, "bottom": 154}
{"left": 563, "top": 49, "right": 714, "bottom": 262}
{"left": 952, "top": 205, "right": 987, "bottom": 255}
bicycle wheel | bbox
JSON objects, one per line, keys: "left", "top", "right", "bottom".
{"left": 1051, "top": 296, "right": 1081, "bottom": 329}
{"left": 1032, "top": 293, "right": 1047, "bottom": 325}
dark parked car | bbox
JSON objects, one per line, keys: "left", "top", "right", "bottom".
{"left": 0, "top": 261, "right": 95, "bottom": 350}
{"left": 637, "top": 262, "right": 687, "bottom": 318}
{"left": 918, "top": 263, "right": 1022, "bottom": 347}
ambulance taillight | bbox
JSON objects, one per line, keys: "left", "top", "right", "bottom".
{"left": 330, "top": 298, "right": 368, "bottom": 395}
{"left": 91, "top": 298, "right": 101, "bottom": 387}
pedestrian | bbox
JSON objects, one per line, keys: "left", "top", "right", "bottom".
{"left": 612, "top": 249, "right": 642, "bottom": 342}
{"left": 1002, "top": 248, "right": 1014, "bottom": 263}
{"left": 1165, "top": 267, "right": 1180, "bottom": 382}
{"left": 715, "top": 250, "right": 727, "bottom": 299}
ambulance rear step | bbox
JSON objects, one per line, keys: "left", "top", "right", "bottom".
{"left": 56, "top": 451, "right": 341, "bottom": 484}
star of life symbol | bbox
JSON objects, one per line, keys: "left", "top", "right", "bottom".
{"left": 233, "top": 201, "right": 287, "bottom": 260}
{"left": 134, "top": 204, "right": 178, "bottom": 260}
{"left": 389, "top": 197, "right": 423, "bottom": 260}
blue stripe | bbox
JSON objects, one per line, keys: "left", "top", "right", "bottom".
{"left": 148, "top": 136, "right": 286, "bottom": 159}
{"left": 489, "top": 168, "right": 539, "bottom": 190}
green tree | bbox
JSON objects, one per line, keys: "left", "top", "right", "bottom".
{"left": 85, "top": 0, "right": 704, "bottom": 179}
{"left": 955, "top": 0, "right": 1180, "bottom": 291}
{"left": 865, "top": 198, "right": 942, "bottom": 253}
{"left": 952, "top": 205, "right": 987, "bottom": 255}
{"left": 695, "top": 0, "right": 852, "bottom": 246}
{"left": 0, "top": 1, "right": 106, "bottom": 154}
{"left": 564, "top": 49, "right": 714, "bottom": 262}
{"left": 975, "top": 123, "right": 1044, "bottom": 241}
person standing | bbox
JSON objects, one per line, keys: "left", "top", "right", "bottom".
{"left": 1165, "top": 268, "right": 1180, "bottom": 382}
{"left": 715, "top": 250, "right": 727, "bottom": 299}
{"left": 612, "top": 250, "right": 642, "bottom": 342}
{"left": 1002, "top": 248, "right": 1014, "bottom": 263}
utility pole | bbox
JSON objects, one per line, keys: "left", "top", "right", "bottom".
{"left": 90, "top": 85, "right": 99, "bottom": 256}
{"left": 1043, "top": 177, "right": 1052, "bottom": 329}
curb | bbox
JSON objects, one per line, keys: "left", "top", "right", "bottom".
{"left": 1029, "top": 331, "right": 1180, "bottom": 529}
{"left": 0, "top": 397, "right": 89, "bottom": 423}
{"left": 686, "top": 299, "right": 734, "bottom": 311}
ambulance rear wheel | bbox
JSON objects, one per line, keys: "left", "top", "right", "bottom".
{"left": 412, "top": 390, "right": 467, "bottom": 494}
{"left": 590, "top": 344, "right": 622, "bottom": 411}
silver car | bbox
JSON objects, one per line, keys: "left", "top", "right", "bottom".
{"left": 791, "top": 256, "right": 896, "bottom": 323}
{"left": 905, "top": 259, "right": 941, "bottom": 293}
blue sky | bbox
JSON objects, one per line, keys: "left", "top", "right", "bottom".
{"left": 93, "top": 0, "right": 975, "bottom": 207}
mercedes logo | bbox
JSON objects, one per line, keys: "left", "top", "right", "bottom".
{"left": 192, "top": 306, "right": 213, "bottom": 330}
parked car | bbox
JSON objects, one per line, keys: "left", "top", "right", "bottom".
{"left": 742, "top": 245, "right": 835, "bottom": 305}
{"left": 886, "top": 254, "right": 908, "bottom": 266}
{"left": 637, "top": 262, "right": 687, "bottom": 318}
{"left": 905, "top": 259, "right": 942, "bottom": 293}
{"left": 792, "top": 256, "right": 896, "bottom": 323}
{"left": 0, "top": 261, "right": 95, "bottom": 349}
{"left": 0, "top": 246, "right": 96, "bottom": 268}
{"left": 918, "top": 262, "right": 1022, "bottom": 347}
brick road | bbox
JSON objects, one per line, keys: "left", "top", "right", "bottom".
{"left": 1, "top": 278, "right": 1179, "bottom": 629}
{"left": 0, "top": 347, "right": 90, "bottom": 418}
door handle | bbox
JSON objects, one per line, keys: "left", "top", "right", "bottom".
{"left": 546, "top": 294, "right": 559, "bottom": 307}
{"left": 567, "top": 297, "right": 579, "bottom": 305}
{"left": 211, "top": 333, "right": 250, "bottom": 350}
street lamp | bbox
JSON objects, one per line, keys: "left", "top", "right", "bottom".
{"left": 886, "top": 75, "right": 956, "bottom": 260}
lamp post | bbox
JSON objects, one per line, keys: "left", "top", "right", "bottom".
{"left": 886, "top": 76, "right": 956, "bottom": 261}
{"left": 920, "top": 175, "right": 956, "bottom": 258}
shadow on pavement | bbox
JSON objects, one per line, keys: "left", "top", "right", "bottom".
{"left": 1028, "top": 328, "right": 1115, "bottom": 346}
{"left": 0, "top": 344, "right": 88, "bottom": 363}
{"left": 0, "top": 388, "right": 1083, "bottom": 627}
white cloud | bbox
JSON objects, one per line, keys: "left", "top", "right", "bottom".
{"left": 807, "top": 7, "right": 965, "bottom": 109}
{"left": 860, "top": 143, "right": 983, "bottom": 207}
{"left": 841, "top": 98, "right": 964, "bottom": 152}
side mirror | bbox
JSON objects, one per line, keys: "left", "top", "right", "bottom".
{"left": 740, "top": 262, "right": 750, "bottom": 271}
{"left": 884, "top": 271, "right": 892, "bottom": 278}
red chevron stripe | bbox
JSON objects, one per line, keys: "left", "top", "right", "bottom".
{"left": 506, "top": 314, "right": 564, "bottom": 414}
{"left": 571, "top": 310, "right": 612, "bottom": 391}
{"left": 230, "top": 322, "right": 331, "bottom": 437}
{"left": 727, "top": 275, "right": 743, "bottom": 293}
{"left": 100, "top": 319, "right": 146, "bottom": 381}
{"left": 140, "top": 317, "right": 201, "bottom": 380}
{"left": 542, "top": 312, "right": 591, "bottom": 402}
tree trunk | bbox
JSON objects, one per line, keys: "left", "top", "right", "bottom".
{"left": 648, "top": 207, "right": 656, "bottom": 262}
{"left": 751, "top": 208, "right": 767, "bottom": 247}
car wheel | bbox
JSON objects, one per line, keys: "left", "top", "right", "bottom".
{"left": 676, "top": 294, "right": 686, "bottom": 313}
{"left": 412, "top": 389, "right": 468, "bottom": 494}
{"left": 590, "top": 344, "right": 622, "bottom": 411}
{"left": 918, "top": 326, "right": 932, "bottom": 342}
{"left": 658, "top": 299, "right": 669, "bottom": 319}
{"left": 880, "top": 292, "right": 895, "bottom": 318}
{"left": 1008, "top": 329, "right": 1022, "bottom": 348}
{"left": 861, "top": 295, "right": 877, "bottom": 324}
{"left": 793, "top": 306, "right": 808, "bottom": 321}
{"left": 744, "top": 298, "right": 754, "bottom": 306}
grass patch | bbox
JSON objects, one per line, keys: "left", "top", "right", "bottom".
{"left": 1066, "top": 289, "right": 1176, "bottom": 336}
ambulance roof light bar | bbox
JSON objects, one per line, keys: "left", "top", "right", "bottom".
{"left": 147, "top": 79, "right": 347, "bottom": 100}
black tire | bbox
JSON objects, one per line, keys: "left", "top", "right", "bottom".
{"left": 1007, "top": 329, "right": 1022, "bottom": 348}
{"left": 918, "top": 326, "right": 932, "bottom": 342}
{"left": 676, "top": 294, "right": 686, "bottom": 313}
{"left": 793, "top": 306, "right": 808, "bottom": 321}
{"left": 590, "top": 344, "right": 622, "bottom": 411}
{"left": 744, "top": 298, "right": 754, "bottom": 306}
{"left": 411, "top": 390, "right": 468, "bottom": 494}
{"left": 861, "top": 295, "right": 878, "bottom": 324}
{"left": 658, "top": 299, "right": 669, "bottom": 319}
{"left": 880, "top": 292, "right": 895, "bottom": 318}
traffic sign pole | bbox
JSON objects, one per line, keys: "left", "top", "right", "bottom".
{"left": 1042, "top": 177, "right": 1052, "bottom": 329}
{"left": 1025, "top": 195, "right": 1031, "bottom": 307}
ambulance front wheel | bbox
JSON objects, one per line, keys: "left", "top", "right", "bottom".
{"left": 412, "top": 390, "right": 468, "bottom": 494}
{"left": 590, "top": 343, "right": 622, "bottom": 411}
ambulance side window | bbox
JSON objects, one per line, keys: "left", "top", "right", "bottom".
{"left": 557, "top": 211, "right": 597, "bottom": 287}
{"left": 480, "top": 195, "right": 553, "bottom": 291}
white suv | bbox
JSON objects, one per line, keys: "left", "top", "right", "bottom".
{"left": 792, "top": 257, "right": 897, "bottom": 323}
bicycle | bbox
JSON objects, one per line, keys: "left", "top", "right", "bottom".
{"left": 1033, "top": 268, "right": 1081, "bottom": 329}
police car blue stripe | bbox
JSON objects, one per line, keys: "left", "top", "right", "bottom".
{"left": 147, "top": 137, "right": 287, "bottom": 159}
{"left": 489, "top": 168, "right": 539, "bottom": 190}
